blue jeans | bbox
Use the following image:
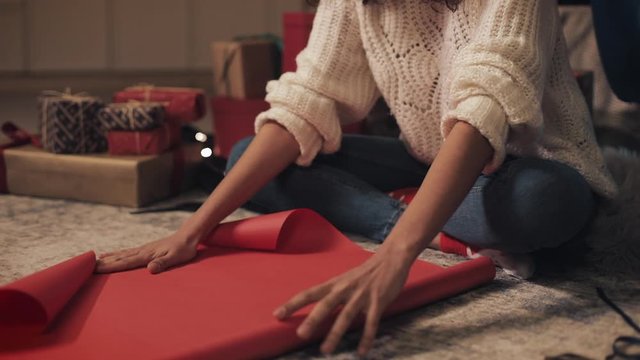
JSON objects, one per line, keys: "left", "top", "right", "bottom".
{"left": 226, "top": 135, "right": 596, "bottom": 254}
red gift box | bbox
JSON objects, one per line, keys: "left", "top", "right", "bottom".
{"left": 1, "top": 122, "right": 39, "bottom": 193}
{"left": 107, "top": 123, "right": 181, "bottom": 156}
{"left": 211, "top": 97, "right": 270, "bottom": 158}
{"left": 113, "top": 85, "right": 206, "bottom": 123}
{"left": 283, "top": 12, "right": 315, "bottom": 73}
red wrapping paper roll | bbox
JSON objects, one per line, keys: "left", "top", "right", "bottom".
{"left": 107, "top": 122, "right": 181, "bottom": 156}
{"left": 0, "top": 209, "right": 495, "bottom": 359}
{"left": 113, "top": 85, "right": 206, "bottom": 123}
{"left": 0, "top": 253, "right": 96, "bottom": 340}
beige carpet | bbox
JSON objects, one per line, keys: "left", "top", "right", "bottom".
{"left": 1, "top": 191, "right": 638, "bottom": 360}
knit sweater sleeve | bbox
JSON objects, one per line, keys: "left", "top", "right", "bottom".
{"left": 255, "top": 0, "right": 379, "bottom": 166}
{"left": 441, "top": 0, "right": 558, "bottom": 174}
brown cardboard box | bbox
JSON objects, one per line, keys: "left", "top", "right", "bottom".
{"left": 3, "top": 144, "right": 202, "bottom": 207}
{"left": 211, "top": 40, "right": 279, "bottom": 99}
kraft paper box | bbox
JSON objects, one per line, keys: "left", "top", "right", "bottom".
{"left": 211, "top": 40, "right": 279, "bottom": 99}
{"left": 3, "top": 143, "right": 202, "bottom": 207}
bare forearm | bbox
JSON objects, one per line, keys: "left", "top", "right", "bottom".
{"left": 384, "top": 121, "right": 494, "bottom": 260}
{"left": 179, "top": 121, "right": 300, "bottom": 242}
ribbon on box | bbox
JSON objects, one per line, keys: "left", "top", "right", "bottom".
{"left": 218, "top": 46, "right": 239, "bottom": 98}
{"left": 0, "top": 122, "right": 40, "bottom": 193}
{"left": 38, "top": 89, "right": 106, "bottom": 154}
{"left": 213, "top": 38, "right": 280, "bottom": 99}
{"left": 112, "top": 84, "right": 206, "bottom": 123}
{"left": 98, "top": 101, "right": 165, "bottom": 131}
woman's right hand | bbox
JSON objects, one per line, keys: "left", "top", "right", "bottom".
{"left": 96, "top": 122, "right": 300, "bottom": 275}
{"left": 95, "top": 232, "right": 200, "bottom": 274}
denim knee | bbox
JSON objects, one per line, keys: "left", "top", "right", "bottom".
{"left": 225, "top": 136, "right": 255, "bottom": 173}
{"left": 483, "top": 158, "right": 595, "bottom": 253}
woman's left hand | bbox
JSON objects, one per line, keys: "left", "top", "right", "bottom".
{"left": 272, "top": 244, "right": 416, "bottom": 356}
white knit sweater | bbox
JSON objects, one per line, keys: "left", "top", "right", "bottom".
{"left": 255, "top": 0, "right": 618, "bottom": 199}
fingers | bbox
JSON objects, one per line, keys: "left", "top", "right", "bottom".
{"left": 98, "top": 248, "right": 137, "bottom": 260}
{"left": 297, "top": 289, "right": 345, "bottom": 339}
{"left": 357, "top": 300, "right": 382, "bottom": 356}
{"left": 147, "top": 250, "right": 180, "bottom": 274}
{"left": 273, "top": 283, "right": 330, "bottom": 320}
{"left": 95, "top": 249, "right": 150, "bottom": 273}
{"left": 320, "top": 293, "right": 365, "bottom": 354}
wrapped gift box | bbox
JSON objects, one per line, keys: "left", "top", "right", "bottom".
{"left": 1, "top": 122, "right": 40, "bottom": 193}
{"left": 211, "top": 97, "right": 270, "bottom": 158}
{"left": 211, "top": 40, "right": 280, "bottom": 99}
{"left": 108, "top": 122, "right": 181, "bottom": 156}
{"left": 113, "top": 86, "right": 206, "bottom": 123}
{"left": 98, "top": 101, "right": 165, "bottom": 131}
{"left": 38, "top": 92, "right": 106, "bottom": 154}
{"left": 0, "top": 133, "right": 12, "bottom": 193}
{"left": 282, "top": 13, "right": 315, "bottom": 73}
{"left": 3, "top": 143, "right": 202, "bottom": 207}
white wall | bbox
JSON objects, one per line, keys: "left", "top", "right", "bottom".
{"left": 0, "top": 0, "right": 308, "bottom": 72}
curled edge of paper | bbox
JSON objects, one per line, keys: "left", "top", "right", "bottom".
{"left": 204, "top": 209, "right": 359, "bottom": 254}
{"left": 0, "top": 252, "right": 96, "bottom": 340}
{"left": 0, "top": 210, "right": 330, "bottom": 339}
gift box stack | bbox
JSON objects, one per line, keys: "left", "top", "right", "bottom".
{"left": 210, "top": 37, "right": 277, "bottom": 158}
{"left": 210, "top": 13, "right": 364, "bottom": 159}
{"left": 1, "top": 86, "right": 207, "bottom": 207}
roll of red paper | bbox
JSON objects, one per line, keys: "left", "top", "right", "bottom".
{"left": 0, "top": 209, "right": 495, "bottom": 359}
{"left": 0, "top": 252, "right": 96, "bottom": 340}
{"left": 107, "top": 122, "right": 181, "bottom": 156}
{"left": 211, "top": 96, "right": 270, "bottom": 158}
{"left": 283, "top": 12, "right": 315, "bottom": 73}
{"left": 113, "top": 86, "right": 206, "bottom": 123}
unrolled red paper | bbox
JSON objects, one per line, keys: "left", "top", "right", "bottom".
{"left": 0, "top": 209, "right": 495, "bottom": 359}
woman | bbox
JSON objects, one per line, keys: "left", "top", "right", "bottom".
{"left": 97, "top": 0, "right": 617, "bottom": 356}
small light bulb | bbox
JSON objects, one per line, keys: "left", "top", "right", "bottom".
{"left": 201, "top": 147, "right": 213, "bottom": 158}
{"left": 195, "top": 132, "right": 207, "bottom": 142}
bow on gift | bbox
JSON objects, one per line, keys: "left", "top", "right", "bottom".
{"left": 124, "top": 84, "right": 171, "bottom": 107}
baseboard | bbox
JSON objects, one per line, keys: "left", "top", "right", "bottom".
{"left": 0, "top": 70, "right": 214, "bottom": 95}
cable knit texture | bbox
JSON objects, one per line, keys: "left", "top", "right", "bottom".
{"left": 255, "top": 0, "right": 618, "bottom": 199}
